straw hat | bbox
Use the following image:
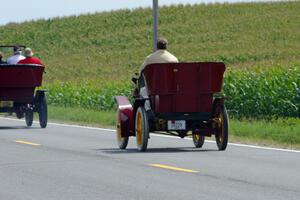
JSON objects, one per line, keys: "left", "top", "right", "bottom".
{"left": 24, "top": 47, "right": 33, "bottom": 57}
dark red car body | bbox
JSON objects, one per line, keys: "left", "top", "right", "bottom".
{"left": 0, "top": 45, "right": 48, "bottom": 128}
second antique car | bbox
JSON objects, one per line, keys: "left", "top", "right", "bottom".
{"left": 115, "top": 62, "right": 228, "bottom": 152}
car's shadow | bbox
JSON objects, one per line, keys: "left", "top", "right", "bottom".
{"left": 0, "top": 126, "right": 40, "bottom": 130}
{"left": 98, "top": 147, "right": 218, "bottom": 154}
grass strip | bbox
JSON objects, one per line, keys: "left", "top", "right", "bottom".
{"left": 48, "top": 106, "right": 115, "bottom": 128}
{"left": 230, "top": 118, "right": 300, "bottom": 150}
{"left": 48, "top": 106, "right": 300, "bottom": 150}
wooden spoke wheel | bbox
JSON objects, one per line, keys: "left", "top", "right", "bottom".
{"left": 116, "top": 109, "right": 129, "bottom": 149}
{"left": 213, "top": 104, "right": 229, "bottom": 151}
{"left": 192, "top": 130, "right": 205, "bottom": 148}
{"left": 135, "top": 107, "right": 149, "bottom": 152}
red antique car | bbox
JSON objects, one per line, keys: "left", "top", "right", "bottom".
{"left": 115, "top": 62, "right": 228, "bottom": 151}
{"left": 0, "top": 45, "right": 47, "bottom": 128}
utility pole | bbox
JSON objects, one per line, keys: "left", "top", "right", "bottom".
{"left": 153, "top": 0, "right": 158, "bottom": 52}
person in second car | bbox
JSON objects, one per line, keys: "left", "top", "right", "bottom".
{"left": 139, "top": 38, "right": 178, "bottom": 74}
{"left": 7, "top": 46, "right": 25, "bottom": 64}
{"left": 18, "top": 47, "right": 43, "bottom": 65}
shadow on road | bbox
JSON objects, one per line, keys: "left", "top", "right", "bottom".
{"left": 98, "top": 147, "right": 218, "bottom": 154}
{"left": 0, "top": 126, "right": 40, "bottom": 130}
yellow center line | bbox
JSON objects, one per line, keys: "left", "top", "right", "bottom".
{"left": 149, "top": 164, "right": 198, "bottom": 173}
{"left": 15, "top": 140, "right": 41, "bottom": 146}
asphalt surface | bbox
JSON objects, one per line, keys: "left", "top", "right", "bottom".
{"left": 0, "top": 118, "right": 299, "bottom": 200}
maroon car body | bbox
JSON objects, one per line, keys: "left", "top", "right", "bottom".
{"left": 0, "top": 45, "right": 48, "bottom": 128}
{"left": 0, "top": 65, "right": 44, "bottom": 102}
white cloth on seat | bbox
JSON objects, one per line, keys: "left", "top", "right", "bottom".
{"left": 7, "top": 54, "right": 25, "bottom": 64}
{"left": 140, "top": 86, "right": 151, "bottom": 111}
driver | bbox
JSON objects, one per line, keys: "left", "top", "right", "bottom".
{"left": 139, "top": 38, "right": 178, "bottom": 74}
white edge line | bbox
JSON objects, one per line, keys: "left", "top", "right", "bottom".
{"left": 1, "top": 117, "right": 299, "bottom": 153}
{"left": 0, "top": 117, "right": 114, "bottom": 132}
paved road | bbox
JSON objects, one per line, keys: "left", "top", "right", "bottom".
{"left": 0, "top": 118, "right": 299, "bottom": 200}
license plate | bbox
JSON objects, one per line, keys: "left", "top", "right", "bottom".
{"left": 167, "top": 120, "right": 186, "bottom": 130}
{"left": 0, "top": 101, "right": 13, "bottom": 108}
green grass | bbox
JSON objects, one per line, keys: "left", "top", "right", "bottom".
{"left": 48, "top": 106, "right": 116, "bottom": 127}
{"left": 47, "top": 106, "right": 300, "bottom": 150}
{"left": 230, "top": 118, "right": 300, "bottom": 149}
{"left": 0, "top": 2, "right": 299, "bottom": 84}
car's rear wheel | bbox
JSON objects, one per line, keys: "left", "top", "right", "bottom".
{"left": 38, "top": 94, "right": 48, "bottom": 128}
{"left": 135, "top": 107, "right": 149, "bottom": 152}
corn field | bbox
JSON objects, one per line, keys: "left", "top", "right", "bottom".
{"left": 223, "top": 66, "right": 300, "bottom": 118}
{"left": 46, "top": 66, "right": 300, "bottom": 118}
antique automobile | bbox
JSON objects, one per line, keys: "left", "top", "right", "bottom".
{"left": 0, "top": 45, "right": 47, "bottom": 128}
{"left": 115, "top": 62, "right": 228, "bottom": 151}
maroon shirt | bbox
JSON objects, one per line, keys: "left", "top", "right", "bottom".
{"left": 18, "top": 57, "right": 43, "bottom": 65}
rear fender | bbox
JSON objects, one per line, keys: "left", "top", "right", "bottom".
{"left": 115, "top": 96, "right": 134, "bottom": 137}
